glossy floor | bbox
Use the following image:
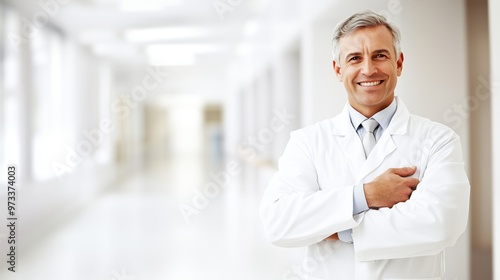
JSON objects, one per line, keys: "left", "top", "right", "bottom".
{"left": 0, "top": 156, "right": 303, "bottom": 280}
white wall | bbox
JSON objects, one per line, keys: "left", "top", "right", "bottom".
{"left": 0, "top": 7, "right": 141, "bottom": 264}
{"left": 300, "top": 20, "right": 345, "bottom": 126}
{"left": 271, "top": 49, "right": 301, "bottom": 163}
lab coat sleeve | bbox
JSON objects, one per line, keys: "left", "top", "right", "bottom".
{"left": 352, "top": 130, "right": 470, "bottom": 261}
{"left": 260, "top": 130, "right": 361, "bottom": 248}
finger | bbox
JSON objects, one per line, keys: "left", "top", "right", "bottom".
{"left": 405, "top": 178, "right": 420, "bottom": 188}
{"left": 408, "top": 185, "right": 418, "bottom": 198}
{"left": 391, "top": 166, "right": 417, "bottom": 177}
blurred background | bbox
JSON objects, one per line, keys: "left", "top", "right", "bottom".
{"left": 0, "top": 0, "right": 498, "bottom": 279}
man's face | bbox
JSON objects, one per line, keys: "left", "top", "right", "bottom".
{"left": 333, "top": 25, "right": 404, "bottom": 117}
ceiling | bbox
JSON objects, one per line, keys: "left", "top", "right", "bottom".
{"left": 1, "top": 0, "right": 301, "bottom": 98}
{"left": 2, "top": 0, "right": 282, "bottom": 66}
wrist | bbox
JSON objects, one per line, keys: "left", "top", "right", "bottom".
{"left": 363, "top": 182, "right": 379, "bottom": 209}
{"left": 363, "top": 183, "right": 373, "bottom": 207}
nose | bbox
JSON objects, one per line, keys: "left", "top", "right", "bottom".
{"left": 360, "top": 59, "right": 377, "bottom": 76}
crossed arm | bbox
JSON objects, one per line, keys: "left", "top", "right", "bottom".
{"left": 326, "top": 166, "right": 420, "bottom": 241}
{"left": 260, "top": 129, "right": 469, "bottom": 260}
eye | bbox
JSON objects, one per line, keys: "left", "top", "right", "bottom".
{"left": 374, "top": 54, "right": 388, "bottom": 60}
{"left": 348, "top": 56, "right": 360, "bottom": 62}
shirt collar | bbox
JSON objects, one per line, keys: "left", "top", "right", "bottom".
{"left": 348, "top": 97, "right": 398, "bottom": 131}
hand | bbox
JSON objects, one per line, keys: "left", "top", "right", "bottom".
{"left": 325, "top": 233, "right": 339, "bottom": 240}
{"left": 364, "top": 166, "right": 420, "bottom": 209}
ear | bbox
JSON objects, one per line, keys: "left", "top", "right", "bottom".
{"left": 333, "top": 60, "right": 343, "bottom": 82}
{"left": 396, "top": 52, "right": 404, "bottom": 77}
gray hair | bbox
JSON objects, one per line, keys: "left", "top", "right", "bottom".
{"left": 332, "top": 10, "right": 401, "bottom": 63}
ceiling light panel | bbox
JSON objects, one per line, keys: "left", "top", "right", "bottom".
{"left": 145, "top": 43, "right": 225, "bottom": 55}
{"left": 124, "top": 27, "right": 209, "bottom": 43}
{"left": 120, "top": 0, "right": 183, "bottom": 11}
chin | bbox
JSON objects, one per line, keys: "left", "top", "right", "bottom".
{"left": 359, "top": 94, "right": 385, "bottom": 103}
{"left": 355, "top": 96, "right": 390, "bottom": 109}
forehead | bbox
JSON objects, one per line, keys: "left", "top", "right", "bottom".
{"left": 338, "top": 25, "right": 395, "bottom": 55}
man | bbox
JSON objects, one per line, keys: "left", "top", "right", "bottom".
{"left": 259, "top": 10, "right": 470, "bottom": 280}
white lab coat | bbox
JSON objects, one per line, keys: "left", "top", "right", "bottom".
{"left": 260, "top": 97, "right": 470, "bottom": 280}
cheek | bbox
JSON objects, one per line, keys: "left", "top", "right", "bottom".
{"left": 343, "top": 64, "right": 354, "bottom": 73}
{"left": 381, "top": 60, "right": 399, "bottom": 73}
{"left": 341, "top": 65, "right": 355, "bottom": 82}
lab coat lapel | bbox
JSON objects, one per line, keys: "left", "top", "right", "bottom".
{"left": 357, "top": 131, "right": 396, "bottom": 181}
{"left": 334, "top": 105, "right": 366, "bottom": 176}
{"left": 357, "top": 97, "right": 410, "bottom": 181}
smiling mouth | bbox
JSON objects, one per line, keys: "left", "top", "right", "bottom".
{"left": 358, "top": 80, "right": 383, "bottom": 87}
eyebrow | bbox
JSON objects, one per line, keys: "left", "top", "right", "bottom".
{"left": 373, "top": 49, "right": 391, "bottom": 56}
{"left": 344, "top": 49, "right": 392, "bottom": 61}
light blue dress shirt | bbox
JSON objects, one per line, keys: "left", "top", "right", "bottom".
{"left": 338, "top": 98, "right": 398, "bottom": 243}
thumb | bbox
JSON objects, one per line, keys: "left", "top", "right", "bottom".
{"left": 392, "top": 166, "right": 417, "bottom": 177}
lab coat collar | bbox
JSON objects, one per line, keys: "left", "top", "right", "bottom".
{"left": 348, "top": 98, "right": 397, "bottom": 133}
{"left": 333, "top": 96, "right": 409, "bottom": 137}
{"left": 385, "top": 96, "right": 410, "bottom": 136}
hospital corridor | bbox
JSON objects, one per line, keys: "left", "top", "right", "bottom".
{"left": 0, "top": 155, "right": 299, "bottom": 279}
{"left": 0, "top": 0, "right": 500, "bottom": 279}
